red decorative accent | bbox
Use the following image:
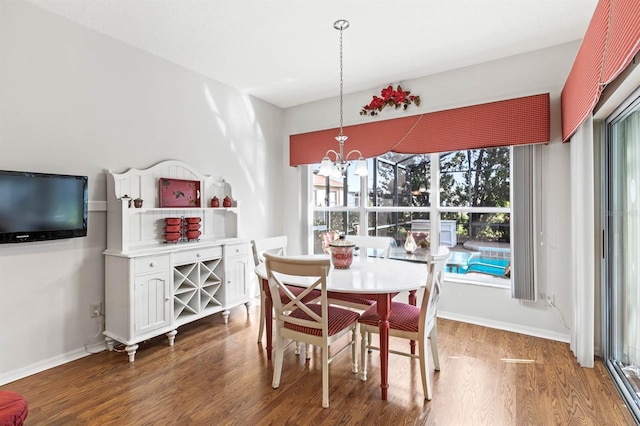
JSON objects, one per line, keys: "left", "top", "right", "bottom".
{"left": 561, "top": 0, "right": 640, "bottom": 141}
{"left": 165, "top": 232, "right": 181, "bottom": 242}
{"left": 210, "top": 196, "right": 219, "bottom": 207}
{"left": 290, "top": 93, "right": 549, "bottom": 166}
{"left": 159, "top": 178, "right": 201, "bottom": 208}
{"left": 361, "top": 85, "right": 421, "bottom": 116}
{"left": 186, "top": 230, "right": 201, "bottom": 240}
{"left": 223, "top": 196, "right": 232, "bottom": 207}
{"left": 0, "top": 390, "right": 28, "bottom": 426}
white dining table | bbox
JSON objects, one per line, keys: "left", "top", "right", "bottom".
{"left": 254, "top": 254, "right": 428, "bottom": 400}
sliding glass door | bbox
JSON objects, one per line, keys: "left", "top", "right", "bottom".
{"left": 604, "top": 89, "right": 640, "bottom": 423}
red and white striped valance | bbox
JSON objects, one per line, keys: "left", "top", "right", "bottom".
{"left": 290, "top": 93, "right": 549, "bottom": 167}
{"left": 562, "top": 0, "right": 640, "bottom": 141}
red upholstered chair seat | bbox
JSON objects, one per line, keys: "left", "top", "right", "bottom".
{"left": 286, "top": 304, "right": 360, "bottom": 336}
{"left": 359, "top": 302, "right": 420, "bottom": 333}
{"left": 0, "top": 391, "right": 28, "bottom": 426}
{"left": 327, "top": 292, "right": 375, "bottom": 307}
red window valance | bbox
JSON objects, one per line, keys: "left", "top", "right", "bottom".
{"left": 290, "top": 93, "right": 550, "bottom": 167}
{"left": 561, "top": 0, "right": 640, "bottom": 141}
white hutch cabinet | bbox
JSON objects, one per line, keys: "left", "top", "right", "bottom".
{"left": 103, "top": 160, "right": 251, "bottom": 362}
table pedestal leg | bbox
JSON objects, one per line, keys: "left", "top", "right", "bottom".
{"left": 262, "top": 278, "right": 273, "bottom": 361}
{"left": 409, "top": 289, "right": 417, "bottom": 355}
{"left": 377, "top": 294, "right": 391, "bottom": 400}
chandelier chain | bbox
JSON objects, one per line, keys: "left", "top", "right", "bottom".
{"left": 318, "top": 19, "right": 367, "bottom": 178}
{"left": 339, "top": 22, "right": 344, "bottom": 137}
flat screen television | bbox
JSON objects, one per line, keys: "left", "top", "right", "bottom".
{"left": 0, "top": 169, "right": 88, "bottom": 243}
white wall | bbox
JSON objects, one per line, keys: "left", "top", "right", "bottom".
{"left": 0, "top": 0, "right": 284, "bottom": 383}
{"left": 282, "top": 42, "right": 580, "bottom": 341}
{"left": 0, "top": 0, "right": 582, "bottom": 383}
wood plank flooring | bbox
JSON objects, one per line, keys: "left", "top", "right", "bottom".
{"left": 2, "top": 303, "right": 635, "bottom": 425}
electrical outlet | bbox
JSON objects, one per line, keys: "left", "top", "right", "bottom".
{"left": 90, "top": 302, "right": 102, "bottom": 318}
{"left": 545, "top": 295, "right": 555, "bottom": 307}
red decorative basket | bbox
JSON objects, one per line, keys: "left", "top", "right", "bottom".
{"left": 186, "top": 230, "right": 201, "bottom": 240}
{"left": 165, "top": 232, "right": 181, "bottom": 242}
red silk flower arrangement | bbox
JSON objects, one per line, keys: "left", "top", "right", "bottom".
{"left": 360, "top": 85, "right": 421, "bottom": 116}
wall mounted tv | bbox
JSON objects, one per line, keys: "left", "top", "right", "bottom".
{"left": 0, "top": 169, "right": 88, "bottom": 243}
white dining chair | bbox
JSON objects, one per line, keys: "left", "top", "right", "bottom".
{"left": 358, "top": 247, "right": 449, "bottom": 400}
{"left": 328, "top": 235, "right": 394, "bottom": 311}
{"left": 251, "top": 236, "right": 288, "bottom": 343}
{"left": 347, "top": 235, "right": 394, "bottom": 259}
{"left": 251, "top": 237, "right": 321, "bottom": 360}
{"left": 264, "top": 253, "right": 360, "bottom": 408}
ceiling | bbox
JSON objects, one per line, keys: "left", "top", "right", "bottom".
{"left": 24, "top": 0, "right": 598, "bottom": 109}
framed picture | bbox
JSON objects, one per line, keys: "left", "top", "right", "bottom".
{"left": 159, "top": 178, "right": 201, "bottom": 207}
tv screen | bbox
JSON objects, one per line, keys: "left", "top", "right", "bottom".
{"left": 0, "top": 170, "right": 88, "bottom": 243}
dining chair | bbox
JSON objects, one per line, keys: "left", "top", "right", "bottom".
{"left": 328, "top": 235, "right": 394, "bottom": 311}
{"left": 358, "top": 246, "right": 449, "bottom": 400}
{"left": 264, "top": 253, "right": 360, "bottom": 408}
{"left": 348, "top": 235, "right": 394, "bottom": 258}
{"left": 251, "top": 236, "right": 288, "bottom": 343}
{"left": 251, "top": 237, "right": 321, "bottom": 348}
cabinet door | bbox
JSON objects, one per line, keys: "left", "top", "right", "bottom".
{"left": 225, "top": 255, "right": 248, "bottom": 305}
{"left": 134, "top": 272, "right": 171, "bottom": 336}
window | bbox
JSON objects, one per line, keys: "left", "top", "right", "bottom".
{"left": 311, "top": 147, "right": 512, "bottom": 284}
{"left": 603, "top": 90, "right": 640, "bottom": 421}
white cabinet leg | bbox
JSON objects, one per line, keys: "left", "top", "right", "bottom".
{"left": 166, "top": 329, "right": 177, "bottom": 346}
{"left": 105, "top": 336, "right": 115, "bottom": 351}
{"left": 222, "top": 309, "right": 230, "bottom": 324}
{"left": 125, "top": 344, "right": 139, "bottom": 363}
{"left": 244, "top": 300, "right": 251, "bottom": 316}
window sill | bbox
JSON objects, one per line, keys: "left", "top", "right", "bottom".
{"left": 444, "top": 272, "right": 511, "bottom": 289}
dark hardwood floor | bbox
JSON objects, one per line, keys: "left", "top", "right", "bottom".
{"left": 2, "top": 303, "right": 635, "bottom": 425}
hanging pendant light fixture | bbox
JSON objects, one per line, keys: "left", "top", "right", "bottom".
{"left": 317, "top": 19, "right": 368, "bottom": 178}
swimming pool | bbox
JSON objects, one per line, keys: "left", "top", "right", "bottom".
{"left": 449, "top": 257, "right": 510, "bottom": 275}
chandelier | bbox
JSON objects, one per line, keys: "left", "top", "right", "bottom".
{"left": 317, "top": 19, "right": 368, "bottom": 178}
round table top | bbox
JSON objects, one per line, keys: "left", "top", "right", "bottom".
{"left": 254, "top": 254, "right": 428, "bottom": 294}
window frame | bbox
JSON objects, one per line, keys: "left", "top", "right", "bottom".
{"left": 310, "top": 150, "right": 512, "bottom": 288}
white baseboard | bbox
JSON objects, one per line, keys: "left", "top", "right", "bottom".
{"left": 0, "top": 343, "right": 107, "bottom": 386}
{"left": 438, "top": 310, "right": 571, "bottom": 343}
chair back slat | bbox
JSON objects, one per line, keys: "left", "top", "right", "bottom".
{"left": 419, "top": 247, "right": 449, "bottom": 338}
{"left": 347, "top": 235, "right": 394, "bottom": 258}
{"left": 251, "top": 236, "right": 288, "bottom": 266}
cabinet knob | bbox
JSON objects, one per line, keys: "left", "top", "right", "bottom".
{"left": 196, "top": 253, "right": 200, "bottom": 258}
{"left": 149, "top": 262, "right": 155, "bottom": 267}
